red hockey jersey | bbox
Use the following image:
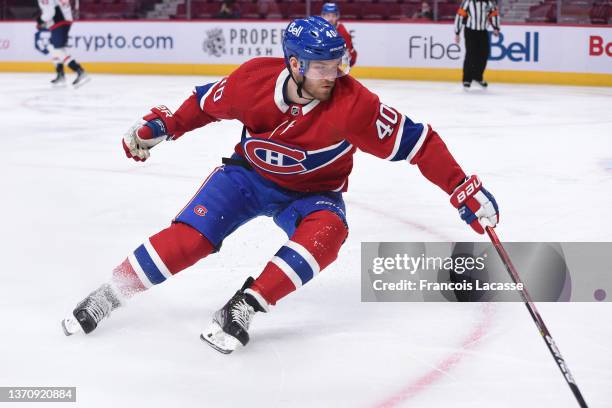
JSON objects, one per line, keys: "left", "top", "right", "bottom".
{"left": 169, "top": 57, "right": 466, "bottom": 195}
{"left": 336, "top": 23, "right": 357, "bottom": 67}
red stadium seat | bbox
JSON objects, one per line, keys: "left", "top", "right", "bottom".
{"left": 589, "top": 1, "right": 610, "bottom": 23}
{"left": 527, "top": 2, "right": 556, "bottom": 22}
{"left": 240, "top": 2, "right": 261, "bottom": 18}
{"left": 276, "top": 2, "right": 291, "bottom": 18}
{"left": 361, "top": 3, "right": 389, "bottom": 19}
{"left": 287, "top": 2, "right": 308, "bottom": 18}
{"left": 263, "top": 1, "right": 283, "bottom": 19}
{"left": 559, "top": 3, "right": 590, "bottom": 23}
{"left": 387, "top": 3, "right": 407, "bottom": 19}
{"left": 437, "top": 2, "right": 459, "bottom": 20}
{"left": 337, "top": 3, "right": 361, "bottom": 19}
{"left": 310, "top": 1, "right": 325, "bottom": 15}
{"left": 402, "top": 3, "right": 421, "bottom": 18}
{"left": 192, "top": 2, "right": 221, "bottom": 18}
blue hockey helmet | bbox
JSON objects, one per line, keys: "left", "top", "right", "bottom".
{"left": 282, "top": 16, "right": 349, "bottom": 79}
{"left": 321, "top": 3, "right": 340, "bottom": 15}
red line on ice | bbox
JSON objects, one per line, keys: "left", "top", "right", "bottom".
{"left": 373, "top": 304, "right": 495, "bottom": 408}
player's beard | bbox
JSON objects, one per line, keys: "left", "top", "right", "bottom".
{"left": 302, "top": 78, "right": 335, "bottom": 101}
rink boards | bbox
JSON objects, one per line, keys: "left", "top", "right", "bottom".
{"left": 0, "top": 21, "right": 610, "bottom": 86}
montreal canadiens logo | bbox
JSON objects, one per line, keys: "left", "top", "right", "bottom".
{"left": 194, "top": 205, "right": 208, "bottom": 216}
{"left": 243, "top": 139, "right": 307, "bottom": 175}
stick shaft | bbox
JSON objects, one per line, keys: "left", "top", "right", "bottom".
{"left": 485, "top": 227, "right": 588, "bottom": 408}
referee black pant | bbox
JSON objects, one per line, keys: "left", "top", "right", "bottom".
{"left": 463, "top": 28, "right": 490, "bottom": 83}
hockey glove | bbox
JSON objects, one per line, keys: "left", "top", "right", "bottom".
{"left": 450, "top": 175, "right": 499, "bottom": 234}
{"left": 36, "top": 17, "right": 49, "bottom": 30}
{"left": 122, "top": 105, "right": 182, "bottom": 162}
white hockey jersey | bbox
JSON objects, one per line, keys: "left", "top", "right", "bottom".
{"left": 38, "top": 0, "right": 73, "bottom": 27}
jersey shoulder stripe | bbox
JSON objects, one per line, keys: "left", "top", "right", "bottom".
{"left": 195, "top": 82, "right": 218, "bottom": 110}
{"left": 389, "top": 117, "right": 427, "bottom": 162}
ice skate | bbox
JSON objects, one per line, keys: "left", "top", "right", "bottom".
{"left": 476, "top": 80, "right": 488, "bottom": 88}
{"left": 72, "top": 69, "right": 90, "bottom": 88}
{"left": 463, "top": 81, "right": 471, "bottom": 89}
{"left": 201, "top": 277, "right": 267, "bottom": 354}
{"left": 50, "top": 72, "right": 66, "bottom": 86}
{"left": 61, "top": 284, "right": 122, "bottom": 335}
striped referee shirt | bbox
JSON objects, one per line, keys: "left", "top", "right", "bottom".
{"left": 454, "top": 0, "right": 500, "bottom": 34}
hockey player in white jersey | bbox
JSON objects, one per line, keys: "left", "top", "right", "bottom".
{"left": 37, "top": 0, "right": 89, "bottom": 87}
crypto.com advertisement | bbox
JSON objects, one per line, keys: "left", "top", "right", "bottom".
{"left": 0, "top": 21, "right": 610, "bottom": 74}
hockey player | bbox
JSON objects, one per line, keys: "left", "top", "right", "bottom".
{"left": 37, "top": 0, "right": 89, "bottom": 87}
{"left": 454, "top": 0, "right": 500, "bottom": 88}
{"left": 61, "top": 17, "right": 499, "bottom": 354}
{"left": 321, "top": 3, "right": 357, "bottom": 67}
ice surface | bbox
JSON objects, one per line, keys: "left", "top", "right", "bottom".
{"left": 1, "top": 73, "right": 611, "bottom": 407}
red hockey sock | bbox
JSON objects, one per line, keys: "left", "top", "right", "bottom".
{"left": 112, "top": 222, "right": 214, "bottom": 298}
{"left": 250, "top": 211, "right": 348, "bottom": 306}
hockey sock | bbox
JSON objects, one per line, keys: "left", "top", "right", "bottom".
{"left": 249, "top": 210, "right": 348, "bottom": 306}
{"left": 111, "top": 222, "right": 214, "bottom": 298}
{"left": 67, "top": 59, "right": 83, "bottom": 73}
{"left": 55, "top": 63, "right": 64, "bottom": 75}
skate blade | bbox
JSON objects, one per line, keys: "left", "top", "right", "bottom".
{"left": 200, "top": 322, "right": 240, "bottom": 354}
{"left": 61, "top": 316, "right": 82, "bottom": 336}
{"left": 72, "top": 75, "right": 91, "bottom": 89}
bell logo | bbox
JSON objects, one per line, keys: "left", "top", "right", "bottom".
{"left": 589, "top": 36, "right": 612, "bottom": 57}
{"left": 287, "top": 23, "right": 303, "bottom": 37}
{"left": 489, "top": 32, "right": 539, "bottom": 62}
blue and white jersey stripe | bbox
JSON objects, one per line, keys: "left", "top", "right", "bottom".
{"left": 386, "top": 115, "right": 429, "bottom": 162}
{"left": 271, "top": 240, "right": 320, "bottom": 288}
{"left": 128, "top": 240, "right": 172, "bottom": 287}
{"left": 195, "top": 82, "right": 218, "bottom": 110}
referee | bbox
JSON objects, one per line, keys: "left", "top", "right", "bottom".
{"left": 454, "top": 0, "right": 500, "bottom": 88}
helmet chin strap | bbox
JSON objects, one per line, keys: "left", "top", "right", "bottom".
{"left": 297, "top": 78, "right": 312, "bottom": 100}
{"left": 288, "top": 59, "right": 315, "bottom": 101}
{"left": 288, "top": 71, "right": 314, "bottom": 101}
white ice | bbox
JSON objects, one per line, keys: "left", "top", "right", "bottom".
{"left": 1, "top": 73, "right": 611, "bottom": 408}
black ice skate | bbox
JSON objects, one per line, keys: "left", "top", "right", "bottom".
{"left": 50, "top": 72, "right": 66, "bottom": 86}
{"left": 61, "top": 284, "right": 122, "bottom": 336}
{"left": 201, "top": 277, "right": 268, "bottom": 354}
{"left": 72, "top": 69, "right": 90, "bottom": 88}
{"left": 476, "top": 80, "right": 488, "bottom": 88}
{"left": 463, "top": 81, "right": 471, "bottom": 89}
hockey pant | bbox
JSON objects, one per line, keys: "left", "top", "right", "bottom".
{"left": 111, "top": 165, "right": 348, "bottom": 306}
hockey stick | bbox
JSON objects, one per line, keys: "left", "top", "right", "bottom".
{"left": 485, "top": 226, "right": 588, "bottom": 408}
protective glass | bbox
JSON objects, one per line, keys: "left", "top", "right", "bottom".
{"left": 302, "top": 53, "right": 351, "bottom": 80}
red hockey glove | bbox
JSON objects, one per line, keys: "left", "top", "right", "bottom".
{"left": 122, "top": 105, "right": 184, "bottom": 162}
{"left": 450, "top": 175, "right": 499, "bottom": 234}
